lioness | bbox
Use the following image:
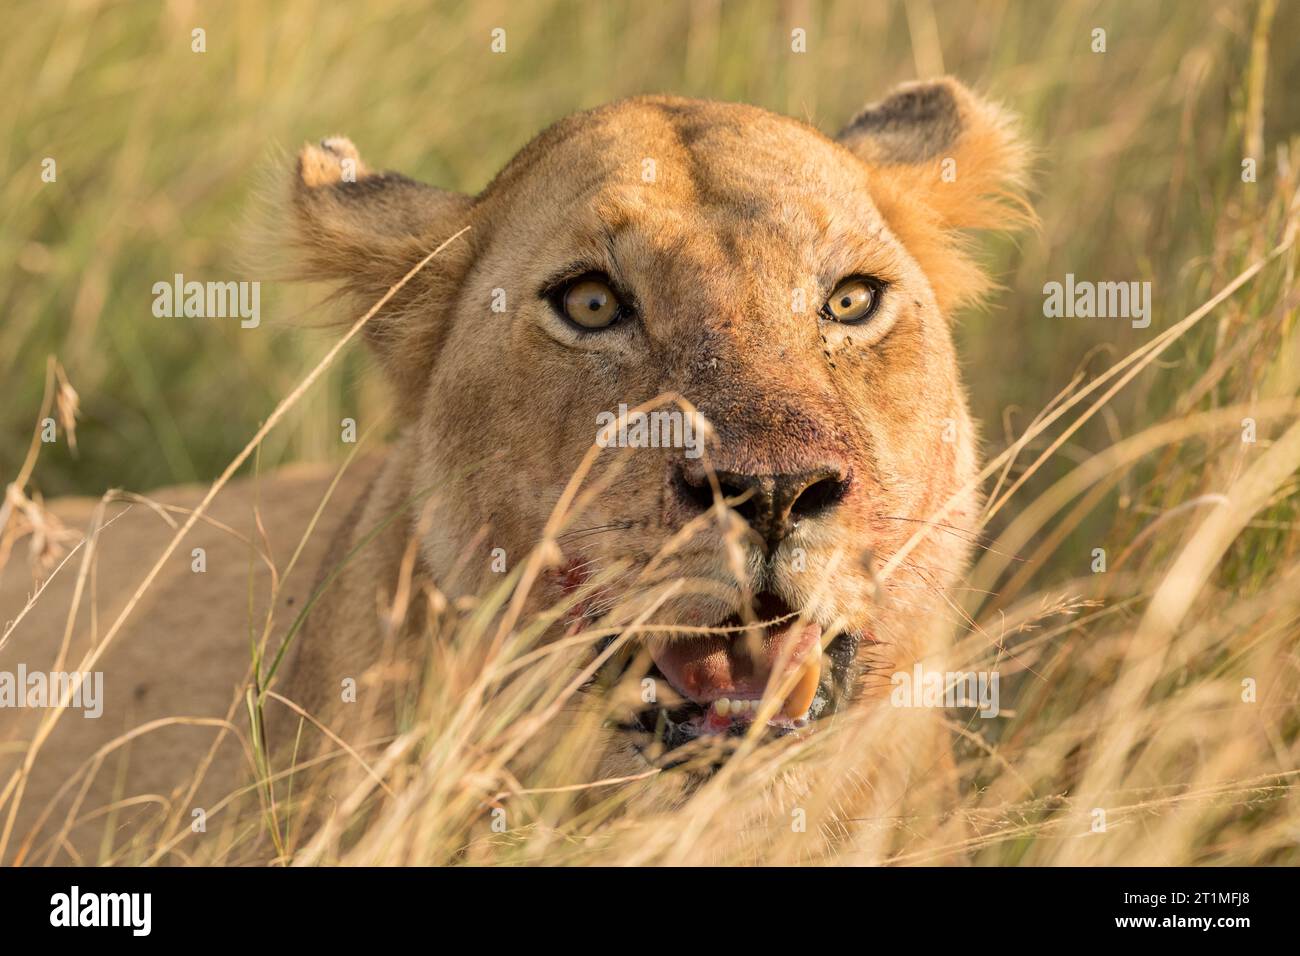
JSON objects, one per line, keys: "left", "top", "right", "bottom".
{"left": 0, "top": 78, "right": 1028, "bottom": 861}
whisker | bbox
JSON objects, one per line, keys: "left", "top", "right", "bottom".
{"left": 875, "top": 514, "right": 1026, "bottom": 562}
{"left": 557, "top": 521, "right": 635, "bottom": 541}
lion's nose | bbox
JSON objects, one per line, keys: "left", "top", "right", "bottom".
{"left": 672, "top": 462, "right": 850, "bottom": 554}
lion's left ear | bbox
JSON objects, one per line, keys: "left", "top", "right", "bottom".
{"left": 837, "top": 78, "right": 1033, "bottom": 311}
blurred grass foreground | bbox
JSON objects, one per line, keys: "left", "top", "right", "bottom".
{"left": 1, "top": 1, "right": 1298, "bottom": 864}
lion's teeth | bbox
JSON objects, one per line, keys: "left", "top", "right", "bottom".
{"left": 780, "top": 639, "right": 823, "bottom": 719}
{"left": 711, "top": 698, "right": 770, "bottom": 718}
{"left": 709, "top": 697, "right": 769, "bottom": 717}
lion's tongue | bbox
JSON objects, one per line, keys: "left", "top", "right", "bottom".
{"left": 650, "top": 619, "right": 823, "bottom": 719}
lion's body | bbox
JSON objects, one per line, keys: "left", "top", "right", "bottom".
{"left": 0, "top": 460, "right": 380, "bottom": 863}
{"left": 2, "top": 80, "right": 1029, "bottom": 863}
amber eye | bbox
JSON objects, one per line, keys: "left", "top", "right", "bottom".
{"left": 822, "top": 277, "right": 882, "bottom": 324}
{"left": 561, "top": 276, "right": 622, "bottom": 329}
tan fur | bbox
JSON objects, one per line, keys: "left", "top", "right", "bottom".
{"left": 280, "top": 79, "right": 1031, "bottom": 809}
{"left": 1, "top": 79, "right": 1030, "bottom": 860}
{"left": 0, "top": 460, "right": 381, "bottom": 863}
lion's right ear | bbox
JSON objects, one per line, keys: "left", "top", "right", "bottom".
{"left": 288, "top": 137, "right": 473, "bottom": 413}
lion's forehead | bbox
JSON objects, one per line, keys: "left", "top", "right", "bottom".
{"left": 483, "top": 96, "right": 878, "bottom": 235}
{"left": 470, "top": 97, "right": 902, "bottom": 328}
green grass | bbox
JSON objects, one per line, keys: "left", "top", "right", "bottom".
{"left": 1, "top": 0, "right": 1297, "bottom": 865}
{"left": 3, "top": 0, "right": 1294, "bottom": 502}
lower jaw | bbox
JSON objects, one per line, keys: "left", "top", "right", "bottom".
{"left": 614, "top": 630, "right": 861, "bottom": 759}
{"left": 626, "top": 705, "right": 809, "bottom": 761}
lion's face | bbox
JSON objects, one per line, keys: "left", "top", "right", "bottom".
{"left": 291, "top": 80, "right": 1029, "bottom": 758}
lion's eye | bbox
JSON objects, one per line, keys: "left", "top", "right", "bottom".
{"left": 822, "top": 277, "right": 882, "bottom": 324}
{"left": 561, "top": 276, "right": 622, "bottom": 329}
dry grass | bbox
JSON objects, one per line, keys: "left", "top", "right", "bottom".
{"left": 1, "top": 0, "right": 1298, "bottom": 865}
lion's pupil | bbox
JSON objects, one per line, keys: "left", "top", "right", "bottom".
{"left": 840, "top": 296, "right": 852, "bottom": 308}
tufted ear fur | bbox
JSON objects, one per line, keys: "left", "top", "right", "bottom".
{"left": 837, "top": 78, "right": 1033, "bottom": 312}
{"left": 288, "top": 137, "right": 474, "bottom": 415}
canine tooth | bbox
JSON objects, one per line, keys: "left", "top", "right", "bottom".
{"left": 781, "top": 640, "right": 823, "bottom": 719}
{"left": 715, "top": 697, "right": 731, "bottom": 717}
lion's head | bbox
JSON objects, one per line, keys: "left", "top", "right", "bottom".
{"left": 288, "top": 78, "right": 1030, "bottom": 762}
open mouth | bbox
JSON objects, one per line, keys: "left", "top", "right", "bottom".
{"left": 611, "top": 591, "right": 861, "bottom": 759}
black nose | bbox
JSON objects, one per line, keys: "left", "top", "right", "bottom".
{"left": 673, "top": 462, "right": 850, "bottom": 553}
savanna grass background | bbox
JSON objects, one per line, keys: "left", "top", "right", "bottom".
{"left": 2, "top": 0, "right": 1299, "bottom": 864}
